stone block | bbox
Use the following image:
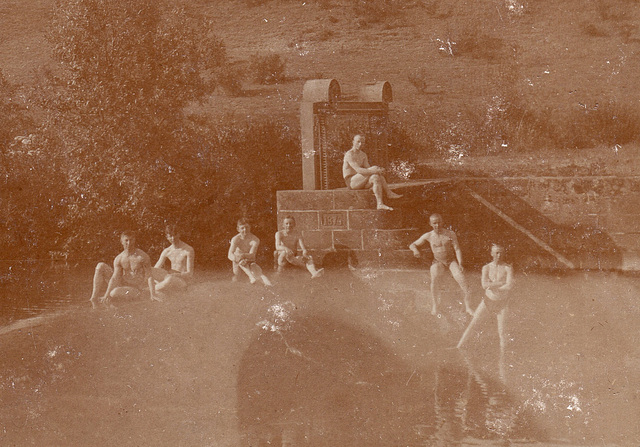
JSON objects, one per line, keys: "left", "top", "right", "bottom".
{"left": 301, "top": 230, "right": 333, "bottom": 250}
{"left": 318, "top": 249, "right": 359, "bottom": 270}
{"left": 277, "top": 191, "right": 334, "bottom": 211}
{"left": 277, "top": 211, "right": 319, "bottom": 231}
{"left": 333, "top": 230, "right": 363, "bottom": 250}
{"left": 319, "top": 211, "right": 348, "bottom": 230}
{"left": 333, "top": 190, "right": 378, "bottom": 210}
{"left": 362, "top": 229, "right": 421, "bottom": 250}
{"left": 609, "top": 233, "right": 640, "bottom": 251}
{"left": 600, "top": 213, "right": 640, "bottom": 233}
{"left": 351, "top": 249, "right": 423, "bottom": 269}
{"left": 347, "top": 210, "right": 407, "bottom": 230}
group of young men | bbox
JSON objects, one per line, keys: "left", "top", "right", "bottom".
{"left": 89, "top": 225, "right": 195, "bottom": 307}
{"left": 90, "top": 133, "right": 513, "bottom": 349}
{"left": 343, "top": 133, "right": 514, "bottom": 350}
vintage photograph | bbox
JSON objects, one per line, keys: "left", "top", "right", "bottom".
{"left": 1, "top": 0, "right": 639, "bottom": 445}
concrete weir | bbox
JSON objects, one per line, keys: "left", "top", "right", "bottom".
{"left": 276, "top": 176, "right": 640, "bottom": 272}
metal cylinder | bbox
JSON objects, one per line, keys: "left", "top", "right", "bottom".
{"left": 302, "top": 79, "right": 341, "bottom": 103}
{"left": 359, "top": 81, "right": 392, "bottom": 103}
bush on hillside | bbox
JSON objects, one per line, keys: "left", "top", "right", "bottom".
{"left": 249, "top": 53, "right": 287, "bottom": 85}
{"left": 452, "top": 30, "right": 505, "bottom": 61}
{"left": 352, "top": 0, "right": 405, "bottom": 24}
{"left": 407, "top": 68, "right": 430, "bottom": 94}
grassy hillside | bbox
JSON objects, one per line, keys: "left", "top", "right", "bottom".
{"left": 2, "top": 0, "right": 640, "bottom": 159}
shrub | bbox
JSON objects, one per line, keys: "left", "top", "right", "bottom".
{"left": 351, "top": 0, "right": 405, "bottom": 25}
{"left": 249, "top": 53, "right": 287, "bottom": 85}
{"left": 453, "top": 30, "right": 505, "bottom": 61}
{"left": 407, "top": 68, "right": 430, "bottom": 94}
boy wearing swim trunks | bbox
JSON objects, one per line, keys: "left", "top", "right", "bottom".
{"left": 457, "top": 243, "right": 514, "bottom": 351}
{"left": 153, "top": 224, "right": 195, "bottom": 293}
{"left": 409, "top": 214, "right": 473, "bottom": 316}
{"left": 342, "top": 134, "right": 402, "bottom": 211}
{"left": 275, "top": 216, "right": 324, "bottom": 278}
{"left": 228, "top": 218, "right": 272, "bottom": 286}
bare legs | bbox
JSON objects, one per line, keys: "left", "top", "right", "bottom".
{"left": 89, "top": 262, "right": 143, "bottom": 307}
{"left": 277, "top": 252, "right": 325, "bottom": 278}
{"left": 152, "top": 267, "right": 187, "bottom": 293}
{"left": 89, "top": 262, "right": 112, "bottom": 307}
{"left": 350, "top": 173, "right": 402, "bottom": 211}
{"left": 457, "top": 300, "right": 508, "bottom": 359}
{"left": 429, "top": 261, "right": 473, "bottom": 316}
{"left": 233, "top": 261, "right": 272, "bottom": 286}
{"left": 429, "top": 262, "right": 444, "bottom": 315}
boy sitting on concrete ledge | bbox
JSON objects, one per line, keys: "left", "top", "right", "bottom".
{"left": 275, "top": 215, "right": 324, "bottom": 278}
{"left": 342, "top": 134, "right": 402, "bottom": 211}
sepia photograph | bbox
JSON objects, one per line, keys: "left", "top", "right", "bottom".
{"left": 1, "top": 0, "right": 639, "bottom": 445}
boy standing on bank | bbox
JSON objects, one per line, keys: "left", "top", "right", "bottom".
{"left": 409, "top": 214, "right": 473, "bottom": 316}
{"left": 228, "top": 218, "right": 273, "bottom": 286}
{"left": 275, "top": 215, "right": 324, "bottom": 278}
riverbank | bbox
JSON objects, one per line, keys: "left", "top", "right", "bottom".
{"left": 0, "top": 269, "right": 638, "bottom": 445}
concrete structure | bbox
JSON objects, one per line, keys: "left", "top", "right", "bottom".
{"left": 277, "top": 177, "right": 640, "bottom": 271}
{"left": 301, "top": 79, "right": 392, "bottom": 190}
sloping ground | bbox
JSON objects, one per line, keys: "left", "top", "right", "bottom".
{"left": 2, "top": 0, "right": 639, "bottom": 129}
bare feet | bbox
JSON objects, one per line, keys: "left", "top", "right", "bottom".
{"left": 261, "top": 276, "right": 273, "bottom": 287}
{"left": 387, "top": 191, "right": 403, "bottom": 199}
{"left": 465, "top": 306, "right": 474, "bottom": 316}
{"left": 311, "top": 268, "right": 325, "bottom": 279}
{"left": 377, "top": 204, "right": 393, "bottom": 211}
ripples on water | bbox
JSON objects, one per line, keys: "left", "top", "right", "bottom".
{"left": 0, "top": 261, "right": 91, "bottom": 326}
{"left": 0, "top": 264, "right": 638, "bottom": 445}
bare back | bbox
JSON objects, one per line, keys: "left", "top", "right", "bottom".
{"left": 342, "top": 149, "right": 370, "bottom": 179}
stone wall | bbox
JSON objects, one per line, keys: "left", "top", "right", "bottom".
{"left": 277, "top": 177, "right": 640, "bottom": 271}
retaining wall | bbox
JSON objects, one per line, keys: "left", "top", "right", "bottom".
{"left": 276, "top": 176, "right": 640, "bottom": 271}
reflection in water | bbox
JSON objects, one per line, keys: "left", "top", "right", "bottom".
{"left": 237, "top": 312, "right": 544, "bottom": 446}
{"left": 0, "top": 261, "right": 91, "bottom": 326}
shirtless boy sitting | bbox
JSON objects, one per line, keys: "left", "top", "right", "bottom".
{"left": 275, "top": 215, "right": 324, "bottom": 278}
{"left": 153, "top": 224, "right": 195, "bottom": 293}
{"left": 409, "top": 214, "right": 473, "bottom": 316}
{"left": 342, "top": 134, "right": 402, "bottom": 211}
{"left": 228, "top": 218, "right": 272, "bottom": 286}
{"left": 458, "top": 243, "right": 514, "bottom": 351}
{"left": 89, "top": 231, "right": 160, "bottom": 307}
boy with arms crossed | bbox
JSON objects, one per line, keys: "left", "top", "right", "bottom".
{"left": 457, "top": 243, "right": 514, "bottom": 352}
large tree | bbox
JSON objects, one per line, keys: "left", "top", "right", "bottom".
{"left": 38, "top": 0, "right": 231, "bottom": 254}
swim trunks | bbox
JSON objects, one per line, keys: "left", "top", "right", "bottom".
{"left": 483, "top": 297, "right": 508, "bottom": 314}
